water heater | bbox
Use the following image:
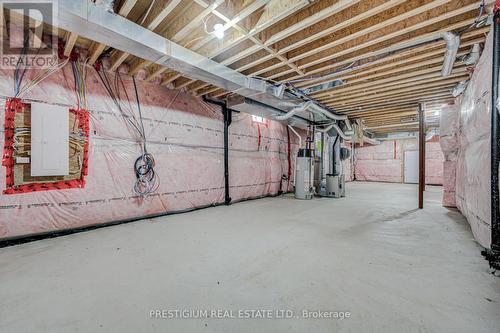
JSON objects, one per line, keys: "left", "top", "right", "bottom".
{"left": 295, "top": 148, "right": 314, "bottom": 200}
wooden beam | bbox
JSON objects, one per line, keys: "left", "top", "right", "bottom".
{"left": 188, "top": 0, "right": 271, "bottom": 51}
{"left": 89, "top": 0, "right": 138, "bottom": 65}
{"left": 330, "top": 86, "right": 455, "bottom": 109}
{"left": 331, "top": 80, "right": 461, "bottom": 105}
{"left": 197, "top": 0, "right": 310, "bottom": 60}
{"left": 237, "top": 0, "right": 449, "bottom": 74}
{"left": 118, "top": 0, "right": 139, "bottom": 17}
{"left": 148, "top": 0, "right": 183, "bottom": 30}
{"left": 161, "top": 73, "right": 182, "bottom": 86}
{"left": 88, "top": 43, "right": 107, "bottom": 65}
{"left": 295, "top": 35, "right": 484, "bottom": 89}
{"left": 325, "top": 74, "right": 467, "bottom": 103}
{"left": 64, "top": 32, "right": 78, "bottom": 57}
{"left": 311, "top": 54, "right": 466, "bottom": 99}
{"left": 319, "top": 68, "right": 467, "bottom": 104}
{"left": 171, "top": 0, "right": 224, "bottom": 42}
{"left": 31, "top": 16, "right": 43, "bottom": 48}
{"left": 109, "top": 51, "right": 130, "bottom": 72}
{"left": 292, "top": 3, "right": 487, "bottom": 71}
{"left": 276, "top": 18, "right": 489, "bottom": 82}
{"left": 332, "top": 93, "right": 454, "bottom": 112}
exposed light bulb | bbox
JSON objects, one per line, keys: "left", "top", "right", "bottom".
{"left": 213, "top": 23, "right": 224, "bottom": 39}
{"left": 434, "top": 110, "right": 440, "bottom": 116}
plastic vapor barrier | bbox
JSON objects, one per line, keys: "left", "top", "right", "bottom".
{"left": 354, "top": 139, "right": 444, "bottom": 184}
{"left": 454, "top": 28, "right": 494, "bottom": 249}
{"left": 0, "top": 64, "right": 299, "bottom": 240}
{"left": 439, "top": 104, "right": 460, "bottom": 207}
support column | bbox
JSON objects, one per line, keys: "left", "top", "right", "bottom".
{"left": 222, "top": 105, "right": 232, "bottom": 205}
{"left": 418, "top": 103, "right": 426, "bottom": 209}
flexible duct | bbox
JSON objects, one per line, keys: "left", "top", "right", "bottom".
{"left": 332, "top": 123, "right": 351, "bottom": 141}
{"left": 316, "top": 124, "right": 335, "bottom": 133}
{"left": 275, "top": 101, "right": 347, "bottom": 122}
{"left": 317, "top": 123, "right": 379, "bottom": 145}
{"left": 344, "top": 118, "right": 353, "bottom": 131}
{"left": 317, "top": 122, "right": 352, "bottom": 140}
{"left": 362, "top": 136, "right": 381, "bottom": 145}
{"left": 308, "top": 103, "right": 348, "bottom": 121}
{"left": 275, "top": 102, "right": 312, "bottom": 121}
{"left": 463, "top": 43, "right": 482, "bottom": 65}
{"left": 441, "top": 32, "right": 460, "bottom": 77}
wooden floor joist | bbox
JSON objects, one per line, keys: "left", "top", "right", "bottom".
{"left": 59, "top": 0, "right": 490, "bottom": 131}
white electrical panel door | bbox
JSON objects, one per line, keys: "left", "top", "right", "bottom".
{"left": 31, "top": 102, "right": 69, "bottom": 176}
{"left": 404, "top": 150, "right": 419, "bottom": 184}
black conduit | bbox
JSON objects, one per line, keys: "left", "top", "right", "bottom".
{"left": 488, "top": 9, "right": 500, "bottom": 269}
{"left": 203, "top": 97, "right": 232, "bottom": 205}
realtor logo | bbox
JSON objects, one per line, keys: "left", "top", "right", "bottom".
{"left": 0, "top": 0, "right": 58, "bottom": 69}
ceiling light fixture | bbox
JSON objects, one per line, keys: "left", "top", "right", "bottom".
{"left": 213, "top": 23, "right": 224, "bottom": 39}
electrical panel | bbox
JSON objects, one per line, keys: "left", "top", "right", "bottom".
{"left": 30, "top": 102, "right": 69, "bottom": 176}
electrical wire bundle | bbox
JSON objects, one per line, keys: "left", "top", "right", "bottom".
{"left": 71, "top": 59, "right": 88, "bottom": 110}
{"left": 14, "top": 58, "right": 70, "bottom": 99}
{"left": 13, "top": 36, "right": 69, "bottom": 98}
{"left": 95, "top": 66, "right": 159, "bottom": 197}
{"left": 69, "top": 130, "right": 87, "bottom": 176}
{"left": 13, "top": 36, "right": 29, "bottom": 98}
{"left": 458, "top": 0, "right": 487, "bottom": 35}
{"left": 13, "top": 127, "right": 30, "bottom": 153}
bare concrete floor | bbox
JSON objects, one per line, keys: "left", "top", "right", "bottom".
{"left": 0, "top": 182, "right": 499, "bottom": 333}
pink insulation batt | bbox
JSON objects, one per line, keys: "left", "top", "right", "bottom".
{"left": 0, "top": 64, "right": 300, "bottom": 240}
{"left": 354, "top": 139, "right": 444, "bottom": 185}
{"left": 439, "top": 105, "right": 460, "bottom": 207}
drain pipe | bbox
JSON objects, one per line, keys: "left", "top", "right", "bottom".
{"left": 204, "top": 97, "right": 232, "bottom": 205}
{"left": 489, "top": 4, "right": 500, "bottom": 268}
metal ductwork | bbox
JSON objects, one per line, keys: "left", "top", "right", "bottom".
{"left": 226, "top": 95, "right": 311, "bottom": 128}
{"left": 23, "top": 0, "right": 346, "bottom": 130}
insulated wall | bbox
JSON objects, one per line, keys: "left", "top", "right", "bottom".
{"left": 354, "top": 139, "right": 444, "bottom": 185}
{"left": 0, "top": 64, "right": 299, "bottom": 240}
{"left": 454, "top": 29, "right": 493, "bottom": 249}
{"left": 439, "top": 104, "right": 460, "bottom": 207}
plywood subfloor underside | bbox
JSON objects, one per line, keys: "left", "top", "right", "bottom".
{"left": 0, "top": 182, "right": 498, "bottom": 332}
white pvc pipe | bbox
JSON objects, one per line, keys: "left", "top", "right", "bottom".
{"left": 287, "top": 125, "right": 302, "bottom": 148}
